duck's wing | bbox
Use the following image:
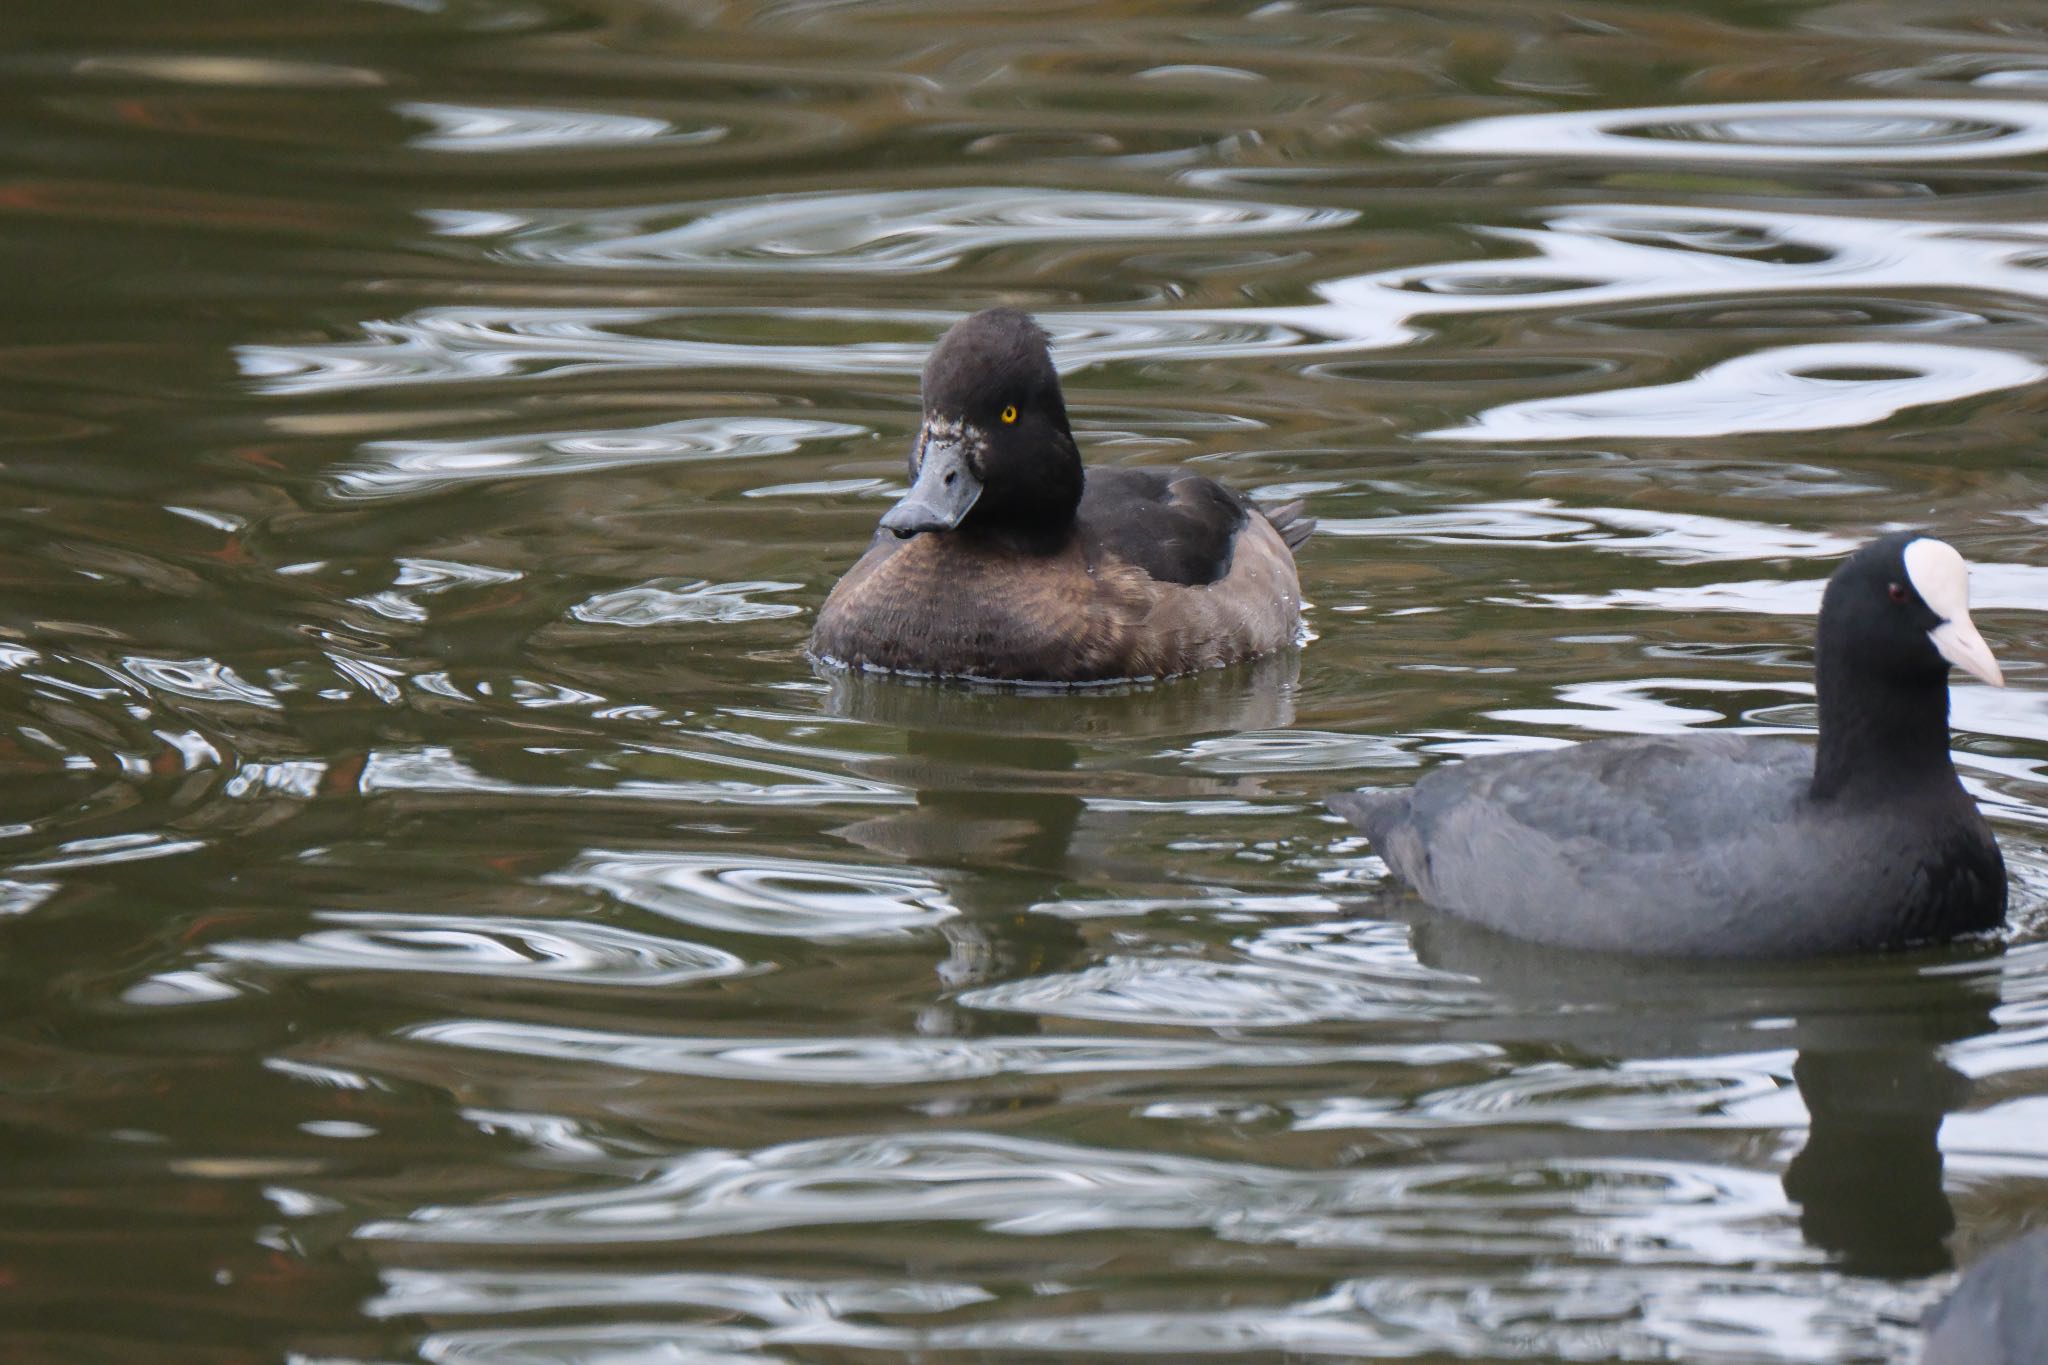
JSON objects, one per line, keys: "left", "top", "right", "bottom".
{"left": 1079, "top": 467, "right": 1253, "bottom": 587}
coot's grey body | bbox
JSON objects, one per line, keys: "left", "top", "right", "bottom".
{"left": 1330, "top": 533, "right": 2009, "bottom": 959}
{"left": 1923, "top": 1229, "right": 2048, "bottom": 1365}
{"left": 1332, "top": 731, "right": 2002, "bottom": 958}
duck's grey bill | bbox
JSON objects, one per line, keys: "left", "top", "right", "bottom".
{"left": 880, "top": 432, "right": 981, "bottom": 538}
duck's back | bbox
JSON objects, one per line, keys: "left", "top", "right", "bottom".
{"left": 811, "top": 467, "right": 1306, "bottom": 683}
{"left": 1332, "top": 732, "right": 2004, "bottom": 957}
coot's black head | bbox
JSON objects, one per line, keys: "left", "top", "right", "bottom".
{"left": 879, "top": 308, "right": 1082, "bottom": 540}
{"left": 1812, "top": 532, "right": 2003, "bottom": 796}
{"left": 1818, "top": 532, "right": 2002, "bottom": 691}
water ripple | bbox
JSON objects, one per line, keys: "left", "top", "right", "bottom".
{"left": 399, "top": 101, "right": 719, "bottom": 153}
{"left": 244, "top": 201, "right": 2048, "bottom": 400}
{"left": 359, "top": 1129, "right": 1795, "bottom": 1261}
{"left": 1424, "top": 342, "right": 2046, "bottom": 442}
{"left": 401, "top": 1274, "right": 1914, "bottom": 1365}
{"left": 546, "top": 850, "right": 956, "bottom": 938}
{"left": 1399, "top": 98, "right": 2048, "bottom": 163}
{"left": 126, "top": 912, "right": 751, "bottom": 1001}
{"left": 449, "top": 187, "right": 1356, "bottom": 272}
{"left": 357, "top": 744, "right": 907, "bottom": 809}
{"left": 1320, "top": 500, "right": 1854, "bottom": 564}
{"left": 402, "top": 1019, "right": 1494, "bottom": 1083}
{"left": 121, "top": 654, "right": 281, "bottom": 710}
{"left": 370, "top": 1266, "right": 990, "bottom": 1321}
{"left": 960, "top": 950, "right": 1484, "bottom": 1028}
{"left": 1292, "top": 1059, "right": 1793, "bottom": 1133}
{"left": 570, "top": 579, "right": 804, "bottom": 627}
{"left": 331, "top": 416, "right": 865, "bottom": 500}
{"left": 1521, "top": 558, "right": 2048, "bottom": 617}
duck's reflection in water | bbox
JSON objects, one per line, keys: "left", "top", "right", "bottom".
{"left": 1408, "top": 910, "right": 2000, "bottom": 1278}
{"left": 824, "top": 653, "right": 1300, "bottom": 1025}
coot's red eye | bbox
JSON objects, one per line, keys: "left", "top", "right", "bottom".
{"left": 1888, "top": 582, "right": 1909, "bottom": 604}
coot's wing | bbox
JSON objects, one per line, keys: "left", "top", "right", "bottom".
{"left": 1922, "top": 1229, "right": 2048, "bottom": 1365}
{"left": 1345, "top": 734, "right": 1817, "bottom": 954}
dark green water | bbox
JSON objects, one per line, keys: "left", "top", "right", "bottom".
{"left": 4, "top": 1, "right": 2047, "bottom": 1360}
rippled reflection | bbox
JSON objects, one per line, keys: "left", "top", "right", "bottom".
{"left": 399, "top": 101, "right": 712, "bottom": 152}
{"left": 10, "top": 4, "right": 2048, "bottom": 1363}
{"left": 547, "top": 851, "right": 958, "bottom": 937}
{"left": 439, "top": 186, "right": 1356, "bottom": 272}
{"left": 332, "top": 416, "right": 866, "bottom": 500}
{"left": 361, "top": 1128, "right": 1797, "bottom": 1253}
{"left": 130, "top": 912, "right": 752, "bottom": 1002}
{"left": 244, "top": 199, "right": 2048, "bottom": 414}
{"left": 1426, "top": 342, "right": 2046, "bottom": 442}
{"left": 1401, "top": 98, "right": 2048, "bottom": 163}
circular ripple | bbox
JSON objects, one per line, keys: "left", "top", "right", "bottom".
{"left": 0, "top": 644, "right": 304, "bottom": 876}
{"left": 331, "top": 416, "right": 865, "bottom": 501}
{"left": 463, "top": 187, "right": 1357, "bottom": 273}
{"left": 1399, "top": 99, "right": 2048, "bottom": 164}
{"left": 547, "top": 851, "right": 957, "bottom": 938}
{"left": 125, "top": 912, "right": 752, "bottom": 1002}
{"left": 1423, "top": 342, "right": 2045, "bottom": 443}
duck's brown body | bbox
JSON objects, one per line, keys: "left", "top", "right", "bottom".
{"left": 814, "top": 468, "right": 1308, "bottom": 684}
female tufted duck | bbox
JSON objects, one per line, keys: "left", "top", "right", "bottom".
{"left": 812, "top": 308, "right": 1312, "bottom": 684}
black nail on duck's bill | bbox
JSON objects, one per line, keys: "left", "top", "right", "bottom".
{"left": 879, "top": 420, "right": 982, "bottom": 538}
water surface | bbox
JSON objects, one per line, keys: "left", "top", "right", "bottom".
{"left": 5, "top": 1, "right": 2048, "bottom": 1361}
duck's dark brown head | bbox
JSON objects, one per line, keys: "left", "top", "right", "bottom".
{"left": 879, "top": 308, "right": 1083, "bottom": 542}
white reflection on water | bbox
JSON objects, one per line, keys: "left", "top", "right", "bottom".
{"left": 332, "top": 416, "right": 864, "bottom": 500}
{"left": 370, "top": 1265, "right": 992, "bottom": 1320}
{"left": 397, "top": 1282, "right": 1910, "bottom": 1364}
{"left": 1288, "top": 1054, "right": 1800, "bottom": 1133}
{"left": 432, "top": 186, "right": 1356, "bottom": 271}
{"left": 403, "top": 1018, "right": 1494, "bottom": 1083}
{"left": 1320, "top": 500, "right": 1854, "bottom": 564}
{"left": 158, "top": 911, "right": 753, "bottom": 992}
{"left": 570, "top": 579, "right": 804, "bottom": 627}
{"left": 361, "top": 1126, "right": 1789, "bottom": 1248}
{"left": 1399, "top": 99, "right": 2048, "bottom": 163}
{"left": 547, "top": 850, "right": 956, "bottom": 938}
{"left": 121, "top": 654, "right": 282, "bottom": 709}
{"left": 1424, "top": 342, "right": 2046, "bottom": 442}
{"left": 398, "top": 101, "right": 715, "bottom": 152}
{"left": 351, "top": 557, "right": 521, "bottom": 623}
{"left": 959, "top": 948, "right": 1485, "bottom": 1027}
{"left": 1522, "top": 558, "right": 2048, "bottom": 616}
{"left": 357, "top": 743, "right": 908, "bottom": 808}
{"left": 244, "top": 199, "right": 2048, "bottom": 421}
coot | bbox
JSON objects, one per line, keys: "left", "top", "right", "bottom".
{"left": 1328, "top": 533, "right": 2007, "bottom": 957}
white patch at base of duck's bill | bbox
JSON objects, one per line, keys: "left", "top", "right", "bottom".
{"left": 1906, "top": 537, "right": 2005, "bottom": 687}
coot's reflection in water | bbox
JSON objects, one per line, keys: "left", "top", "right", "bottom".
{"left": 1409, "top": 909, "right": 2002, "bottom": 1278}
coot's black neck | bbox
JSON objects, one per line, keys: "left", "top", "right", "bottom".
{"left": 1810, "top": 665, "right": 1958, "bottom": 801}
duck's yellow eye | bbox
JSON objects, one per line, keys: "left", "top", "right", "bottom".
{"left": 1000, "top": 404, "right": 1018, "bottom": 424}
